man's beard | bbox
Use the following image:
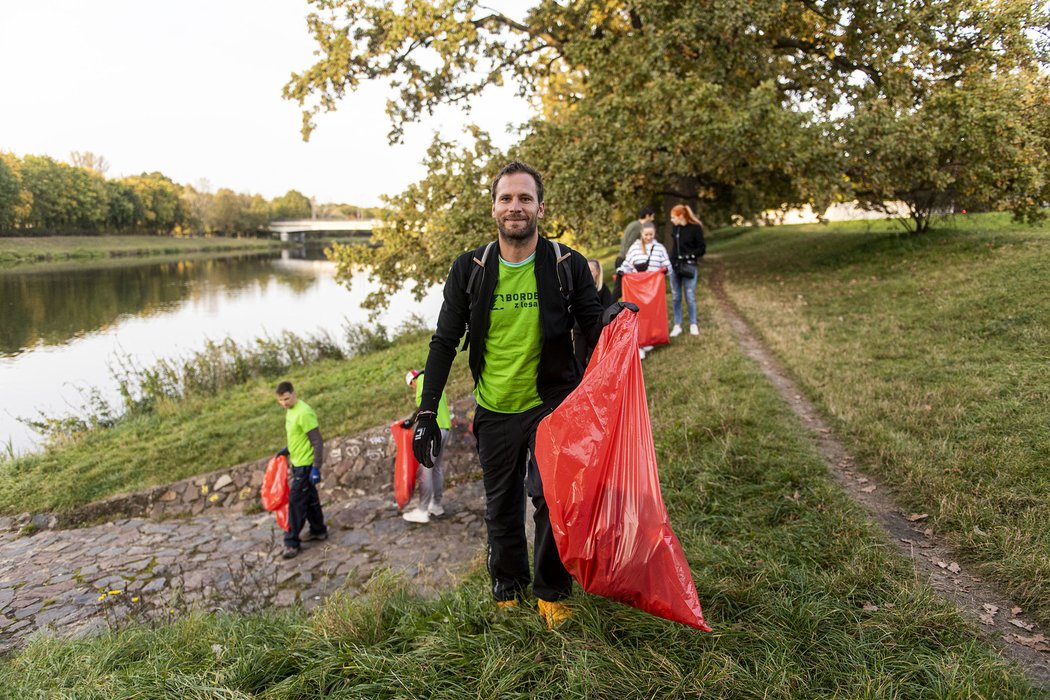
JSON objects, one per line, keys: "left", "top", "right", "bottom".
{"left": 496, "top": 217, "right": 537, "bottom": 241}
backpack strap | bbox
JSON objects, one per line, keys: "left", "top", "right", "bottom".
{"left": 550, "top": 239, "right": 574, "bottom": 299}
{"left": 460, "top": 241, "right": 496, "bottom": 351}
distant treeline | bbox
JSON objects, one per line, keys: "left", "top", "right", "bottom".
{"left": 0, "top": 152, "right": 383, "bottom": 236}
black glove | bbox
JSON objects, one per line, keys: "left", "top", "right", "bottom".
{"left": 401, "top": 419, "right": 413, "bottom": 429}
{"left": 602, "top": 301, "right": 639, "bottom": 326}
{"left": 276, "top": 447, "right": 290, "bottom": 458}
{"left": 412, "top": 412, "right": 441, "bottom": 469}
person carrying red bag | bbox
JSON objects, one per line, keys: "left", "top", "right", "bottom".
{"left": 412, "top": 161, "right": 636, "bottom": 627}
{"left": 274, "top": 380, "right": 328, "bottom": 559}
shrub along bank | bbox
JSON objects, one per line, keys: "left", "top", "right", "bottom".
{"left": 0, "top": 272, "right": 1039, "bottom": 697}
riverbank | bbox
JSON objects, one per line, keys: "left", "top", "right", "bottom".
{"left": 2, "top": 254, "right": 1041, "bottom": 695}
{"left": 2, "top": 213, "right": 1048, "bottom": 694}
{"left": 0, "top": 330, "right": 474, "bottom": 515}
{"left": 0, "top": 234, "right": 284, "bottom": 267}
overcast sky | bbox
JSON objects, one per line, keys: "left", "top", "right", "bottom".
{"left": 0, "top": 0, "right": 529, "bottom": 207}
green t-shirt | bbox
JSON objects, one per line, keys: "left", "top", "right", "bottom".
{"left": 285, "top": 399, "right": 319, "bottom": 467}
{"left": 416, "top": 376, "right": 452, "bottom": 429}
{"left": 475, "top": 254, "right": 544, "bottom": 414}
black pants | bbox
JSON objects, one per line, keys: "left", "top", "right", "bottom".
{"left": 285, "top": 466, "right": 326, "bottom": 548}
{"left": 474, "top": 403, "right": 572, "bottom": 602}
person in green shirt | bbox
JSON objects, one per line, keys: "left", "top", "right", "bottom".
{"left": 411, "top": 161, "right": 636, "bottom": 628}
{"left": 400, "top": 369, "right": 452, "bottom": 524}
{"left": 275, "top": 380, "right": 328, "bottom": 559}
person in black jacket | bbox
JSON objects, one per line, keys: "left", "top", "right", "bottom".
{"left": 412, "top": 161, "right": 634, "bottom": 628}
{"left": 668, "top": 204, "right": 707, "bottom": 337}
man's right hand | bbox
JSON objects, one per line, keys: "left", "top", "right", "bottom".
{"left": 276, "top": 447, "right": 290, "bottom": 458}
{"left": 412, "top": 412, "right": 440, "bottom": 469}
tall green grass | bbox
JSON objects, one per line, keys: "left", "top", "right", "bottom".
{"left": 712, "top": 211, "right": 1050, "bottom": 624}
{"left": 0, "top": 287, "right": 1039, "bottom": 697}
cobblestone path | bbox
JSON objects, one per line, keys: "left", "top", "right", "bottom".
{"left": 0, "top": 481, "right": 487, "bottom": 654}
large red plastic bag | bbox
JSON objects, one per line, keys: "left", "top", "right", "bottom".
{"left": 261, "top": 454, "right": 290, "bottom": 532}
{"left": 621, "top": 270, "right": 670, "bottom": 347}
{"left": 391, "top": 421, "right": 419, "bottom": 510}
{"left": 535, "top": 312, "right": 711, "bottom": 630}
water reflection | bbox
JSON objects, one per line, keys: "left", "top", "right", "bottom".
{"left": 0, "top": 245, "right": 441, "bottom": 454}
{"left": 0, "top": 255, "right": 289, "bottom": 357}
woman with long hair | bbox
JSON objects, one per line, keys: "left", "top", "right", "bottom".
{"left": 668, "top": 204, "right": 706, "bottom": 336}
{"left": 618, "top": 221, "right": 670, "bottom": 358}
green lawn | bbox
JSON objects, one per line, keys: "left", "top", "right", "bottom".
{"left": 712, "top": 211, "right": 1050, "bottom": 625}
{"left": 0, "top": 280, "right": 1039, "bottom": 697}
{"left": 0, "top": 234, "right": 282, "bottom": 266}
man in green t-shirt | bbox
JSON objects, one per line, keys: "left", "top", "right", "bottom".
{"left": 275, "top": 380, "right": 328, "bottom": 559}
{"left": 400, "top": 369, "right": 452, "bottom": 524}
{"left": 412, "top": 161, "right": 636, "bottom": 628}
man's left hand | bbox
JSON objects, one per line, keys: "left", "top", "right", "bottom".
{"left": 602, "top": 301, "right": 639, "bottom": 325}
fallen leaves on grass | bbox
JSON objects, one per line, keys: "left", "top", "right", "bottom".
{"left": 860, "top": 485, "right": 877, "bottom": 493}
{"left": 1008, "top": 633, "right": 1050, "bottom": 653}
{"left": 862, "top": 602, "right": 879, "bottom": 613}
{"left": 906, "top": 513, "right": 929, "bottom": 522}
{"left": 1009, "top": 618, "right": 1035, "bottom": 631}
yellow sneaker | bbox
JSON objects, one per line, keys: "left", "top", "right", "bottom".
{"left": 537, "top": 599, "right": 571, "bottom": 628}
{"left": 497, "top": 600, "right": 518, "bottom": 610}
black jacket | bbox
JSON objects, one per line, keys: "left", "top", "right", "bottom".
{"left": 420, "top": 238, "right": 604, "bottom": 413}
{"left": 670, "top": 223, "right": 706, "bottom": 262}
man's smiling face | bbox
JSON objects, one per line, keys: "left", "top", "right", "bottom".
{"left": 492, "top": 172, "right": 544, "bottom": 241}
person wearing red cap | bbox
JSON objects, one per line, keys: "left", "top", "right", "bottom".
{"left": 401, "top": 369, "right": 452, "bottom": 523}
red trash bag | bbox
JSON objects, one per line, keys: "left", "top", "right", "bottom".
{"left": 621, "top": 270, "right": 670, "bottom": 347}
{"left": 535, "top": 311, "right": 711, "bottom": 630}
{"left": 391, "top": 421, "right": 419, "bottom": 510}
{"left": 261, "top": 454, "right": 290, "bottom": 532}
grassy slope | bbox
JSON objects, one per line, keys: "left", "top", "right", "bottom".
{"left": 712, "top": 212, "right": 1050, "bottom": 624}
{"left": 0, "top": 235, "right": 282, "bottom": 266}
{"left": 0, "top": 290, "right": 1038, "bottom": 697}
{"left": 0, "top": 333, "right": 474, "bottom": 514}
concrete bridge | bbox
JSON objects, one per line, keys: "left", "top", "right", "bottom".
{"left": 267, "top": 219, "right": 378, "bottom": 242}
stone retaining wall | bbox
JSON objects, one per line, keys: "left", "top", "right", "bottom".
{"left": 14, "top": 417, "right": 479, "bottom": 532}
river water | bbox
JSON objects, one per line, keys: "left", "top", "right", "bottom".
{"left": 0, "top": 247, "right": 443, "bottom": 456}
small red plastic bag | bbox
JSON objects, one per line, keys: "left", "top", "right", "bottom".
{"left": 621, "top": 270, "right": 670, "bottom": 347}
{"left": 391, "top": 421, "right": 419, "bottom": 510}
{"left": 261, "top": 454, "right": 290, "bottom": 532}
{"left": 535, "top": 311, "right": 711, "bottom": 630}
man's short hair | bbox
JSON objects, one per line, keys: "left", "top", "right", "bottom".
{"left": 639, "top": 205, "right": 656, "bottom": 219}
{"left": 275, "top": 381, "right": 294, "bottom": 395}
{"left": 491, "top": 161, "right": 544, "bottom": 204}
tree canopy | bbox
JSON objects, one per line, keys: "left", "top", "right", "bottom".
{"left": 286, "top": 0, "right": 1050, "bottom": 307}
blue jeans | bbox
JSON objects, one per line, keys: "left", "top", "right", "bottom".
{"left": 669, "top": 264, "right": 698, "bottom": 325}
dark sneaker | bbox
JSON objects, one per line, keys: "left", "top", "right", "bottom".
{"left": 282, "top": 546, "right": 300, "bottom": 559}
{"left": 302, "top": 531, "right": 328, "bottom": 542}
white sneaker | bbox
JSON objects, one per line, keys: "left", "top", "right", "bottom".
{"left": 670, "top": 325, "right": 682, "bottom": 337}
{"left": 428, "top": 501, "right": 445, "bottom": 517}
{"left": 402, "top": 508, "right": 430, "bottom": 524}
{"left": 689, "top": 324, "right": 699, "bottom": 336}
{"left": 638, "top": 347, "right": 647, "bottom": 360}
{"left": 641, "top": 345, "right": 654, "bottom": 352}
